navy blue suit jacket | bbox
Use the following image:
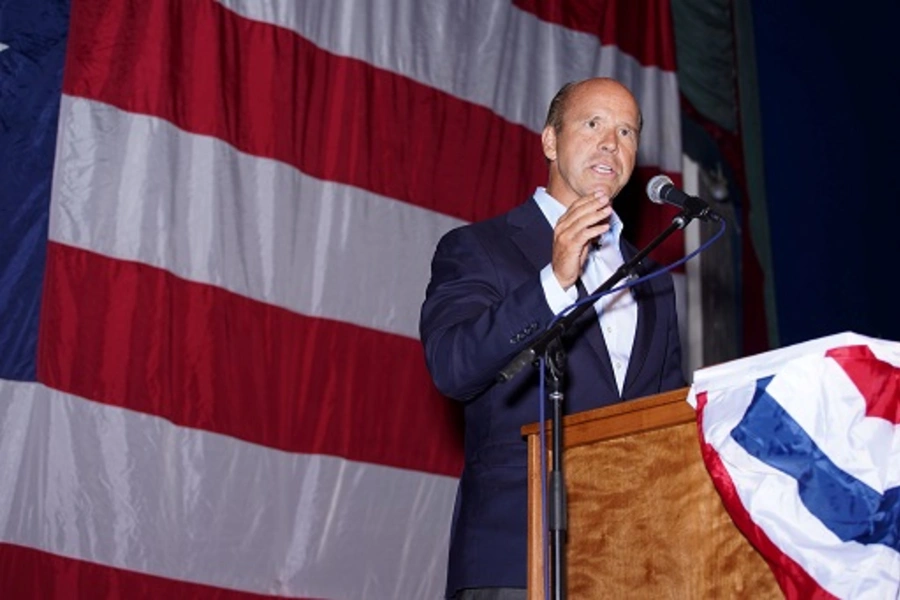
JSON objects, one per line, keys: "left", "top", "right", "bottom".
{"left": 420, "top": 198, "right": 685, "bottom": 596}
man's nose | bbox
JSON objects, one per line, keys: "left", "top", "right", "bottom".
{"left": 598, "top": 129, "right": 618, "bottom": 152}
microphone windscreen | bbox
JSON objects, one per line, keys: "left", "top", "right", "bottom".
{"left": 646, "top": 175, "right": 673, "bottom": 205}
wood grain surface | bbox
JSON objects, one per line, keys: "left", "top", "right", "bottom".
{"left": 525, "top": 389, "right": 782, "bottom": 599}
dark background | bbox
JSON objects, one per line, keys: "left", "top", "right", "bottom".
{"left": 753, "top": 3, "right": 900, "bottom": 346}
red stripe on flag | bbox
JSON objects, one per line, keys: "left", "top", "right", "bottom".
{"left": 513, "top": 0, "right": 678, "bottom": 71}
{"left": 37, "top": 242, "right": 464, "bottom": 477}
{"left": 62, "top": 0, "right": 546, "bottom": 224}
{"left": 0, "top": 542, "right": 307, "bottom": 600}
{"left": 826, "top": 345, "right": 900, "bottom": 424}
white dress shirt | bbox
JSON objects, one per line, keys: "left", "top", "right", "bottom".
{"left": 533, "top": 187, "right": 638, "bottom": 393}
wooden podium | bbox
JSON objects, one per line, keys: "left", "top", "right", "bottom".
{"left": 521, "top": 388, "right": 781, "bottom": 599}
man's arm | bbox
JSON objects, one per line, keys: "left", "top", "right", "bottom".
{"left": 419, "top": 226, "right": 554, "bottom": 401}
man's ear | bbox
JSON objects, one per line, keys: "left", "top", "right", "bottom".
{"left": 541, "top": 126, "right": 557, "bottom": 161}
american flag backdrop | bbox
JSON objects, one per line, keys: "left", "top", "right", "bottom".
{"left": 0, "top": 0, "right": 682, "bottom": 597}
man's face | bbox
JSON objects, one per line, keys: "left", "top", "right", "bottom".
{"left": 542, "top": 80, "right": 641, "bottom": 207}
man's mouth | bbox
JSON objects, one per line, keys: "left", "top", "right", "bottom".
{"left": 591, "top": 164, "right": 616, "bottom": 176}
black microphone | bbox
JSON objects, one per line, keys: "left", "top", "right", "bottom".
{"left": 646, "top": 175, "right": 720, "bottom": 222}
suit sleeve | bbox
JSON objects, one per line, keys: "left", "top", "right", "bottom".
{"left": 419, "top": 226, "right": 555, "bottom": 401}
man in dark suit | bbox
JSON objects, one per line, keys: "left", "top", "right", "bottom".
{"left": 420, "top": 78, "right": 685, "bottom": 599}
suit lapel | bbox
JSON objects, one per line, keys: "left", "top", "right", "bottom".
{"left": 620, "top": 241, "right": 656, "bottom": 395}
{"left": 508, "top": 199, "right": 553, "bottom": 271}
{"left": 573, "top": 278, "right": 617, "bottom": 396}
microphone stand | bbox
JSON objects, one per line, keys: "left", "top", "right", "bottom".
{"left": 496, "top": 205, "right": 706, "bottom": 600}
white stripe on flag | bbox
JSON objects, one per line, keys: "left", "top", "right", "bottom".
{"left": 764, "top": 355, "right": 900, "bottom": 490}
{"left": 690, "top": 332, "right": 900, "bottom": 404}
{"left": 49, "top": 95, "right": 465, "bottom": 340}
{"left": 217, "top": 0, "right": 682, "bottom": 172}
{"left": 0, "top": 380, "right": 456, "bottom": 598}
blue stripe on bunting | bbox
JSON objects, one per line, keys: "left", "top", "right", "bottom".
{"left": 732, "top": 375, "right": 900, "bottom": 551}
{"left": 0, "top": 0, "right": 69, "bottom": 380}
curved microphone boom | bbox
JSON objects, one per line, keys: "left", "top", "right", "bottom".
{"left": 646, "top": 175, "right": 720, "bottom": 222}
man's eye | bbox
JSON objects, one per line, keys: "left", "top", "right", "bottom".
{"left": 619, "top": 127, "right": 632, "bottom": 137}
{"left": 588, "top": 119, "right": 598, "bottom": 129}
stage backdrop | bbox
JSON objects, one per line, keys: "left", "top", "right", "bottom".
{"left": 0, "top": 1, "right": 681, "bottom": 597}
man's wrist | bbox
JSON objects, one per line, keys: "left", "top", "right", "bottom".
{"left": 540, "top": 264, "right": 577, "bottom": 315}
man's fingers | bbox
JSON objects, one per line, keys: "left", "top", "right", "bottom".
{"left": 551, "top": 192, "right": 614, "bottom": 288}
